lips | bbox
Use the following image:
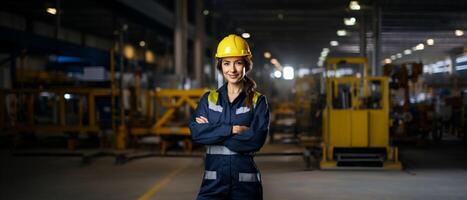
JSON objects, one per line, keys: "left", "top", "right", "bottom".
{"left": 227, "top": 74, "right": 239, "bottom": 79}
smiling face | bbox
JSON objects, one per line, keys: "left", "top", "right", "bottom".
{"left": 220, "top": 56, "right": 247, "bottom": 84}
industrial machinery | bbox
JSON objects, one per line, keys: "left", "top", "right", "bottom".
{"left": 383, "top": 62, "right": 430, "bottom": 140}
{"left": 294, "top": 75, "right": 321, "bottom": 136}
{"left": 129, "top": 88, "right": 206, "bottom": 153}
{"left": 0, "top": 88, "right": 113, "bottom": 150}
{"left": 320, "top": 57, "right": 402, "bottom": 169}
{"left": 269, "top": 102, "right": 297, "bottom": 143}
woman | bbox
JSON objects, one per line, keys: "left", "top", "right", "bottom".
{"left": 189, "top": 34, "right": 270, "bottom": 200}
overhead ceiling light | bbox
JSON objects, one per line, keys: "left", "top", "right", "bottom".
{"left": 274, "top": 70, "right": 282, "bottom": 78}
{"left": 145, "top": 50, "right": 156, "bottom": 63}
{"left": 330, "top": 41, "right": 339, "bottom": 46}
{"left": 283, "top": 66, "right": 295, "bottom": 80}
{"left": 278, "top": 13, "right": 284, "bottom": 20}
{"left": 321, "top": 51, "right": 328, "bottom": 57}
{"left": 241, "top": 32, "right": 251, "bottom": 39}
{"left": 414, "top": 43, "right": 425, "bottom": 51}
{"left": 344, "top": 17, "right": 356, "bottom": 26}
{"left": 264, "top": 52, "right": 271, "bottom": 59}
{"left": 203, "top": 9, "right": 210, "bottom": 16}
{"left": 271, "top": 58, "right": 279, "bottom": 65}
{"left": 337, "top": 30, "right": 347, "bottom": 36}
{"left": 427, "top": 39, "right": 434, "bottom": 46}
{"left": 349, "top": 1, "right": 361, "bottom": 11}
{"left": 404, "top": 49, "right": 412, "bottom": 55}
{"left": 396, "top": 53, "right": 402, "bottom": 58}
{"left": 139, "top": 41, "right": 146, "bottom": 47}
{"left": 455, "top": 30, "right": 464, "bottom": 37}
{"left": 390, "top": 55, "right": 396, "bottom": 60}
{"left": 323, "top": 48, "right": 330, "bottom": 53}
{"left": 123, "top": 44, "right": 136, "bottom": 59}
{"left": 384, "top": 58, "right": 392, "bottom": 64}
{"left": 46, "top": 7, "right": 57, "bottom": 15}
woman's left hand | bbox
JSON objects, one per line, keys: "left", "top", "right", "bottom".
{"left": 232, "top": 125, "right": 249, "bottom": 135}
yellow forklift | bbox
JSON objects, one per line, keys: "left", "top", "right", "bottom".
{"left": 320, "top": 57, "right": 402, "bottom": 169}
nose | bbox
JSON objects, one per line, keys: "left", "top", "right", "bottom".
{"left": 227, "top": 63, "right": 237, "bottom": 73}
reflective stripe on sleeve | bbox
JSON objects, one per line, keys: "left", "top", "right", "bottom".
{"left": 204, "top": 170, "right": 217, "bottom": 180}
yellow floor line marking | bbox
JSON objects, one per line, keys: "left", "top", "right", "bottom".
{"left": 138, "top": 164, "right": 187, "bottom": 200}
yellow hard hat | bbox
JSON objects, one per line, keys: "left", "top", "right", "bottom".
{"left": 215, "top": 34, "right": 252, "bottom": 59}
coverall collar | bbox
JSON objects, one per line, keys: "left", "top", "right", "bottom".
{"left": 218, "top": 83, "right": 246, "bottom": 105}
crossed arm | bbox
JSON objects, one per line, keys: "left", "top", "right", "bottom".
{"left": 195, "top": 116, "right": 249, "bottom": 135}
{"left": 189, "top": 93, "right": 270, "bottom": 153}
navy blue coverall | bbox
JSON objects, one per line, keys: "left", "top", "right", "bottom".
{"left": 189, "top": 84, "right": 270, "bottom": 200}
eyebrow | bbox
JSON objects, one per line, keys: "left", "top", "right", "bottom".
{"left": 223, "top": 59, "right": 242, "bottom": 63}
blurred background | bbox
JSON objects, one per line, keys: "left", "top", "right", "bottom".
{"left": 1, "top": 0, "right": 467, "bottom": 199}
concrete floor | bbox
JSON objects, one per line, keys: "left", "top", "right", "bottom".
{"left": 1, "top": 141, "right": 467, "bottom": 200}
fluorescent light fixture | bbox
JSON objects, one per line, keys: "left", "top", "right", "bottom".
{"left": 456, "top": 55, "right": 467, "bottom": 63}
{"left": 456, "top": 65, "right": 467, "bottom": 71}
{"left": 321, "top": 51, "right": 328, "bottom": 57}
{"left": 456, "top": 55, "right": 467, "bottom": 71}
{"left": 396, "top": 53, "right": 402, "bottom": 58}
{"left": 427, "top": 39, "right": 434, "bottom": 46}
{"left": 330, "top": 41, "right": 339, "bottom": 46}
{"left": 274, "top": 70, "right": 282, "bottom": 78}
{"left": 264, "top": 52, "right": 271, "bottom": 59}
{"left": 203, "top": 10, "right": 210, "bottom": 16}
{"left": 349, "top": 1, "right": 361, "bottom": 10}
{"left": 312, "top": 68, "right": 325, "bottom": 74}
{"left": 283, "top": 66, "right": 294, "bottom": 80}
{"left": 390, "top": 55, "right": 396, "bottom": 60}
{"left": 139, "top": 41, "right": 146, "bottom": 47}
{"left": 404, "top": 49, "right": 412, "bottom": 55}
{"left": 241, "top": 32, "right": 251, "bottom": 39}
{"left": 344, "top": 17, "right": 356, "bottom": 26}
{"left": 46, "top": 8, "right": 57, "bottom": 15}
{"left": 337, "top": 30, "right": 347, "bottom": 36}
{"left": 322, "top": 48, "right": 330, "bottom": 53}
{"left": 384, "top": 58, "right": 392, "bottom": 64}
{"left": 455, "top": 30, "right": 464, "bottom": 37}
{"left": 64, "top": 93, "right": 71, "bottom": 100}
{"left": 298, "top": 68, "right": 311, "bottom": 77}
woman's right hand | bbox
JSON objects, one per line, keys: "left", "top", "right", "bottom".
{"left": 232, "top": 125, "right": 249, "bottom": 135}
{"left": 196, "top": 116, "right": 209, "bottom": 124}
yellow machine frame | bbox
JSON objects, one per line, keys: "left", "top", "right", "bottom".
{"left": 320, "top": 57, "right": 402, "bottom": 169}
{"left": 129, "top": 88, "right": 206, "bottom": 153}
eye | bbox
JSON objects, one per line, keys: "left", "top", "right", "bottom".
{"left": 223, "top": 62, "right": 230, "bottom": 66}
{"left": 235, "top": 60, "right": 244, "bottom": 65}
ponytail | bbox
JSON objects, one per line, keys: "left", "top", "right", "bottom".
{"left": 243, "top": 75, "right": 257, "bottom": 108}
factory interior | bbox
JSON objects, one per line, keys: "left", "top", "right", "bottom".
{"left": 1, "top": 0, "right": 467, "bottom": 199}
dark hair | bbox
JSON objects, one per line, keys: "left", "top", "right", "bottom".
{"left": 216, "top": 57, "right": 257, "bottom": 107}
